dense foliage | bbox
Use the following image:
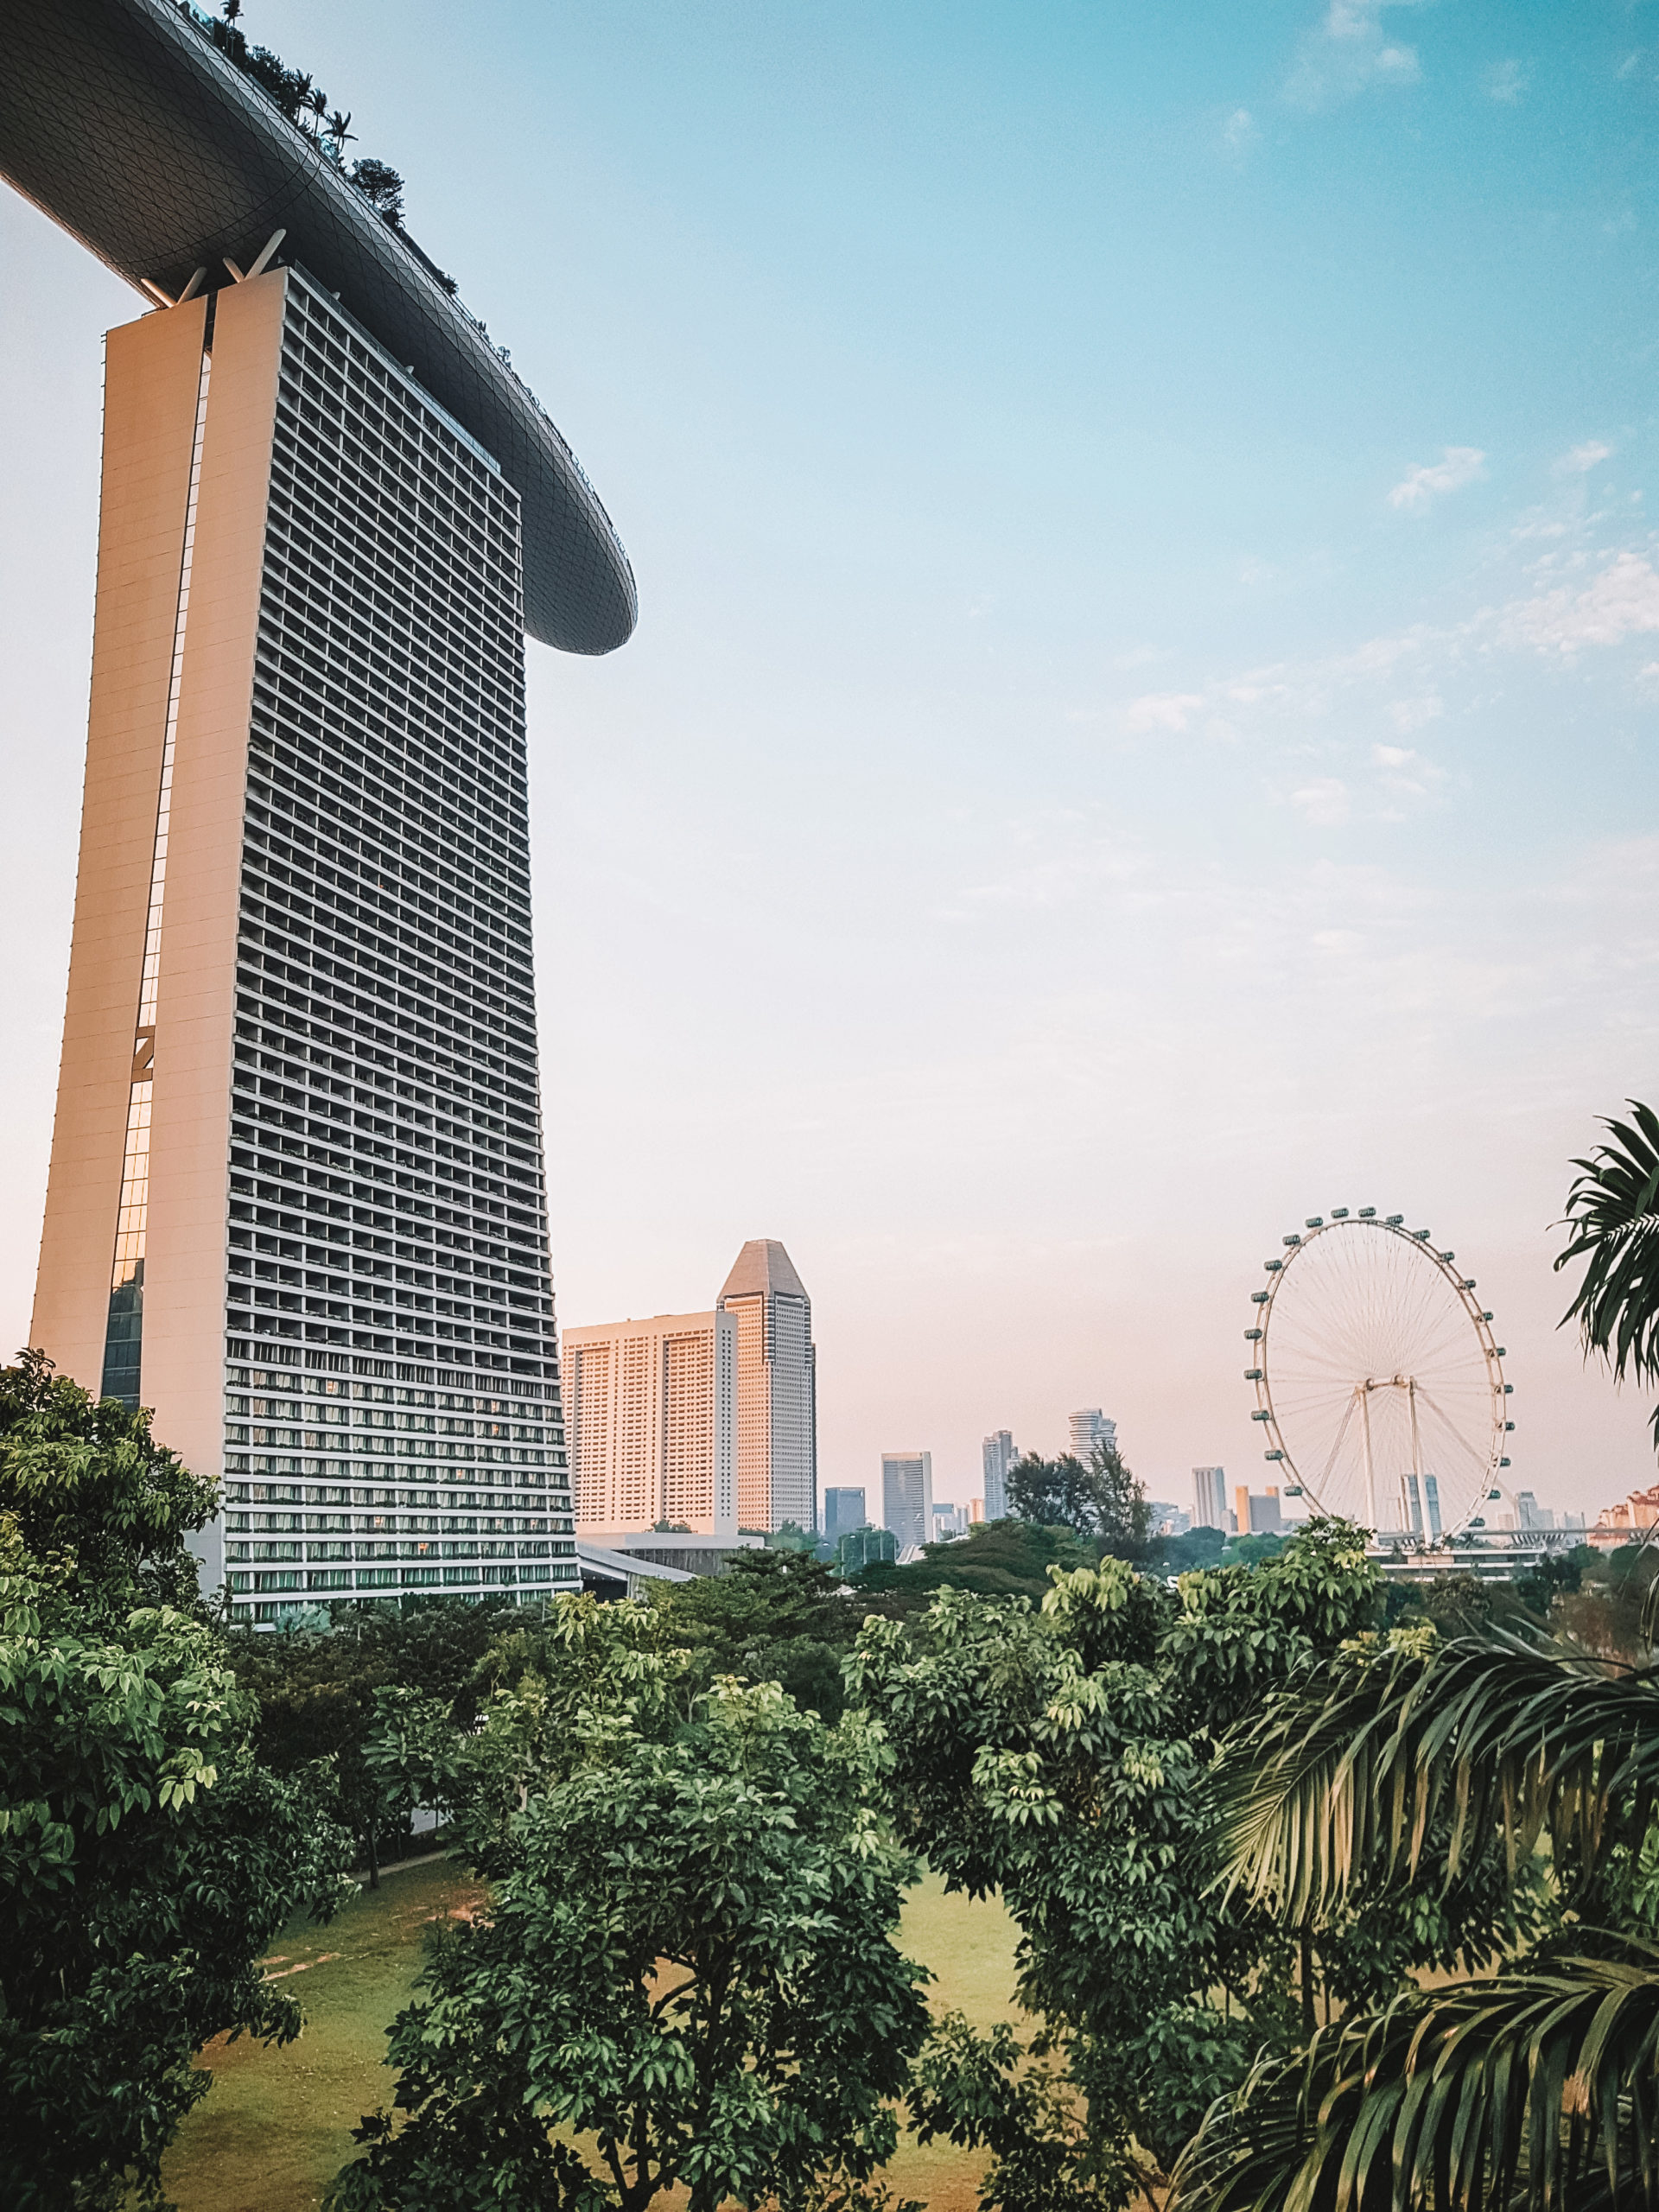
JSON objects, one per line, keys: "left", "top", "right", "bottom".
{"left": 1007, "top": 1440, "right": 1151, "bottom": 1555}
{"left": 649, "top": 1545, "right": 868, "bottom": 1719}
{"left": 849, "top": 1517, "right": 1096, "bottom": 1606}
{"left": 226, "top": 1598, "right": 524, "bottom": 1881}
{"left": 1167, "top": 1632, "right": 1659, "bottom": 2209}
{"left": 0, "top": 1354, "right": 352, "bottom": 2212}
{"left": 328, "top": 1600, "right": 931, "bottom": 2211}
{"left": 847, "top": 1522, "right": 1467, "bottom": 2205}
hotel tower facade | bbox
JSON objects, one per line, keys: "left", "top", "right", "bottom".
{"left": 5, "top": 0, "right": 637, "bottom": 1620}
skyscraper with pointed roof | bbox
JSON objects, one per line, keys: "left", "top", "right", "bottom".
{"left": 716, "top": 1239, "right": 817, "bottom": 1534}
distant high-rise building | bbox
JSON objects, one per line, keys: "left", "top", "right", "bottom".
{"left": 931, "top": 1501, "right": 966, "bottom": 1538}
{"left": 563, "top": 1310, "right": 735, "bottom": 1535}
{"left": 718, "top": 1240, "right": 817, "bottom": 1533}
{"left": 969, "top": 1497, "right": 985, "bottom": 1523}
{"left": 1235, "top": 1484, "right": 1285, "bottom": 1535}
{"left": 1192, "top": 1466, "right": 1230, "bottom": 1531}
{"left": 823, "top": 1486, "right": 867, "bottom": 1544}
{"left": 1147, "top": 1502, "right": 1190, "bottom": 1537}
{"left": 982, "top": 1429, "right": 1015, "bottom": 1518}
{"left": 883, "top": 1451, "right": 933, "bottom": 1552}
{"left": 1069, "top": 1409, "right": 1117, "bottom": 1462}
{"left": 1400, "top": 1473, "right": 1445, "bottom": 1539}
{"left": 838, "top": 1525, "right": 896, "bottom": 1574}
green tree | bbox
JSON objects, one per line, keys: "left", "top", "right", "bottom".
{"left": 849, "top": 1516, "right": 1093, "bottom": 1607}
{"left": 0, "top": 1347, "right": 215, "bottom": 1615}
{"left": 1006, "top": 1440, "right": 1150, "bottom": 1555}
{"left": 651, "top": 1545, "right": 864, "bottom": 1719}
{"left": 0, "top": 1355, "right": 352, "bottom": 2212}
{"left": 849, "top": 1522, "right": 1398, "bottom": 2207}
{"left": 226, "top": 1597, "right": 523, "bottom": 1884}
{"left": 327, "top": 1674, "right": 931, "bottom": 2212}
{"left": 1556, "top": 1098, "right": 1659, "bottom": 1447}
{"left": 1168, "top": 1633, "right": 1659, "bottom": 2210}
{"left": 1145, "top": 1524, "right": 1229, "bottom": 1574}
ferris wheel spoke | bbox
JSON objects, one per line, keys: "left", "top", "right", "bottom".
{"left": 1307, "top": 1387, "right": 1361, "bottom": 1497}
{"left": 1412, "top": 1384, "right": 1494, "bottom": 1474}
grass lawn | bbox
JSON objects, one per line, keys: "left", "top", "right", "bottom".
{"left": 158, "top": 1858, "right": 1022, "bottom": 2212}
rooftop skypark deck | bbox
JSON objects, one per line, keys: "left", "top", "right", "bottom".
{"left": 0, "top": 0, "right": 636, "bottom": 655}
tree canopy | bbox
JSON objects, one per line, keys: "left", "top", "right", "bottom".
{"left": 848, "top": 1522, "right": 1530, "bottom": 2206}
{"left": 849, "top": 1516, "right": 1096, "bottom": 1607}
{"left": 1006, "top": 1439, "right": 1151, "bottom": 1556}
{"left": 328, "top": 1602, "right": 931, "bottom": 2212}
{"left": 0, "top": 1354, "right": 352, "bottom": 2211}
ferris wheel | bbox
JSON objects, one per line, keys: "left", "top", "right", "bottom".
{"left": 1243, "top": 1210, "right": 1512, "bottom": 1541}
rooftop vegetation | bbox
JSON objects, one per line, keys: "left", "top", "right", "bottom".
{"left": 176, "top": 0, "right": 458, "bottom": 291}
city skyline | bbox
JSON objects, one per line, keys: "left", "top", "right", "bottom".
{"left": 6, "top": 1, "right": 1659, "bottom": 1519}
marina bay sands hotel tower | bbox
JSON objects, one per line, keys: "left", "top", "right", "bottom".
{"left": 3, "top": 0, "right": 636, "bottom": 1618}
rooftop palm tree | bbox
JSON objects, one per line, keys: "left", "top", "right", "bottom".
{"left": 1167, "top": 1103, "right": 1659, "bottom": 2212}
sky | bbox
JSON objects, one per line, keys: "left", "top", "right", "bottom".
{"left": 4, "top": 0, "right": 1659, "bottom": 1522}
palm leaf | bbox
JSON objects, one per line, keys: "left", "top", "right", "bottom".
{"left": 1168, "top": 1948, "right": 1659, "bottom": 2212}
{"left": 1211, "top": 1637, "right": 1659, "bottom": 1923}
{"left": 1556, "top": 1101, "right": 1659, "bottom": 1447}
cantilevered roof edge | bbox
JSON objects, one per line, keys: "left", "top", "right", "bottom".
{"left": 0, "top": 0, "right": 637, "bottom": 654}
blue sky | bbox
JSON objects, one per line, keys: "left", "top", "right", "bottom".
{"left": 4, "top": 0, "right": 1659, "bottom": 1518}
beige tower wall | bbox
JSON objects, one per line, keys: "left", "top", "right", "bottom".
{"left": 33, "top": 276, "right": 286, "bottom": 1575}
{"left": 721, "top": 1292, "right": 772, "bottom": 1531}
{"left": 32, "top": 296, "right": 209, "bottom": 1392}
{"left": 143, "top": 271, "right": 286, "bottom": 1560}
{"left": 565, "top": 1308, "right": 735, "bottom": 1536}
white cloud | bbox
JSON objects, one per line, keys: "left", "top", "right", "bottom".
{"left": 1223, "top": 107, "right": 1257, "bottom": 156}
{"left": 1389, "top": 694, "right": 1444, "bottom": 734}
{"left": 1503, "top": 550, "right": 1659, "bottom": 655}
{"left": 1285, "top": 1, "right": 1423, "bottom": 111}
{"left": 1387, "top": 446, "right": 1486, "bottom": 510}
{"left": 1554, "top": 440, "right": 1613, "bottom": 476}
{"left": 1124, "top": 691, "right": 1205, "bottom": 733}
{"left": 1370, "top": 743, "right": 1446, "bottom": 804}
{"left": 1292, "top": 777, "right": 1351, "bottom": 826}
{"left": 1484, "top": 59, "right": 1529, "bottom": 104}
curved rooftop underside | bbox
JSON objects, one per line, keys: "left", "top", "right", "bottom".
{"left": 0, "top": 0, "right": 636, "bottom": 654}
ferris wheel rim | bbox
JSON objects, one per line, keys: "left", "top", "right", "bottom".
{"left": 1245, "top": 1213, "right": 1510, "bottom": 1541}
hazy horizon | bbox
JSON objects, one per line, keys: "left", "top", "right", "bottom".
{"left": 4, "top": 0, "right": 1657, "bottom": 1523}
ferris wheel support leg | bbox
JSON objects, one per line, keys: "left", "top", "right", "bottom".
{"left": 1359, "top": 1385, "right": 1377, "bottom": 1534}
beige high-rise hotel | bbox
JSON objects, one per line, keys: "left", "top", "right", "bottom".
{"left": 564, "top": 1310, "right": 737, "bottom": 1536}
{"left": 567, "top": 1239, "right": 817, "bottom": 1539}
{"left": 5, "top": 0, "right": 636, "bottom": 1620}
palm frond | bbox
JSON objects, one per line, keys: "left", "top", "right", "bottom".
{"left": 1555, "top": 1102, "right": 1659, "bottom": 1413}
{"left": 1212, "top": 1637, "right": 1659, "bottom": 1922}
{"left": 1168, "top": 1948, "right": 1659, "bottom": 2212}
